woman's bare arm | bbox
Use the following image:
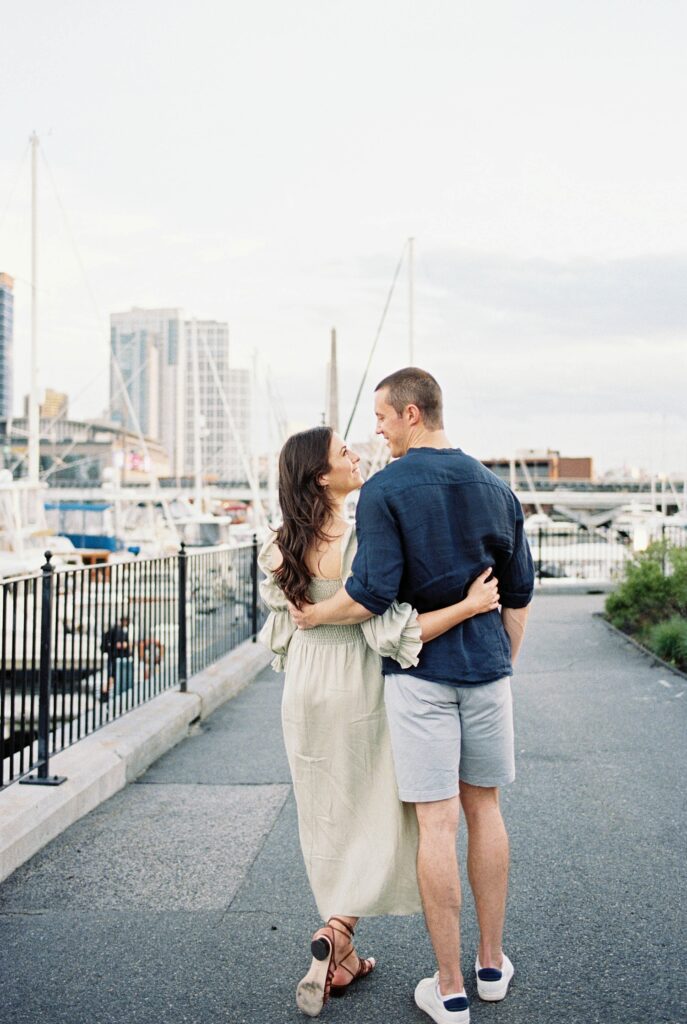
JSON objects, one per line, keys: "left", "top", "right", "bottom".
{"left": 417, "top": 569, "right": 500, "bottom": 643}
{"left": 287, "top": 568, "right": 500, "bottom": 638}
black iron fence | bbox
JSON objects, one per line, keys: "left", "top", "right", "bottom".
{"left": 0, "top": 538, "right": 265, "bottom": 789}
{"left": 532, "top": 523, "right": 687, "bottom": 583}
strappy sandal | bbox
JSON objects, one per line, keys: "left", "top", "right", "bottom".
{"left": 327, "top": 916, "right": 376, "bottom": 998}
{"left": 296, "top": 922, "right": 337, "bottom": 1017}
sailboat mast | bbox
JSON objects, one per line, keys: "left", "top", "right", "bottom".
{"left": 408, "top": 236, "right": 415, "bottom": 365}
{"left": 28, "top": 132, "right": 40, "bottom": 486}
{"left": 328, "top": 327, "right": 339, "bottom": 432}
{"left": 191, "top": 318, "right": 203, "bottom": 512}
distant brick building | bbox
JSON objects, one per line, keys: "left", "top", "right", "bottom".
{"left": 482, "top": 449, "right": 594, "bottom": 485}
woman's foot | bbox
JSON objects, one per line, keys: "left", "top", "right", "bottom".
{"left": 327, "top": 917, "right": 376, "bottom": 995}
{"left": 296, "top": 925, "right": 336, "bottom": 1017}
{"left": 295, "top": 917, "right": 376, "bottom": 1015}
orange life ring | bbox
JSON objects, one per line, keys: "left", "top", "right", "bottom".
{"left": 138, "top": 638, "right": 164, "bottom": 666}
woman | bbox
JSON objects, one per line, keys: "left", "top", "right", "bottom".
{"left": 259, "top": 426, "right": 499, "bottom": 1017}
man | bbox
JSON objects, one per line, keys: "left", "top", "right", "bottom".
{"left": 290, "top": 368, "right": 534, "bottom": 1024}
{"left": 100, "top": 614, "right": 132, "bottom": 703}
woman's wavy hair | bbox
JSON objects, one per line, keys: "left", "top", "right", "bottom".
{"left": 274, "top": 426, "right": 335, "bottom": 608}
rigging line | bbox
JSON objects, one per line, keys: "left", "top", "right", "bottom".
{"left": 105, "top": 353, "right": 153, "bottom": 413}
{"left": 38, "top": 142, "right": 178, "bottom": 539}
{"left": 10, "top": 357, "right": 150, "bottom": 477}
{"left": 3, "top": 274, "right": 61, "bottom": 303}
{"left": 39, "top": 147, "right": 108, "bottom": 335}
{"left": 198, "top": 334, "right": 266, "bottom": 529}
{"left": 0, "top": 142, "right": 30, "bottom": 240}
{"left": 9, "top": 270, "right": 121, "bottom": 344}
{"left": 343, "top": 240, "right": 408, "bottom": 440}
{"left": 264, "top": 372, "right": 288, "bottom": 445}
{"left": 39, "top": 429, "right": 110, "bottom": 480}
{"left": 10, "top": 359, "right": 108, "bottom": 437}
{"left": 109, "top": 353, "right": 180, "bottom": 539}
{"left": 41, "top": 451, "right": 115, "bottom": 480}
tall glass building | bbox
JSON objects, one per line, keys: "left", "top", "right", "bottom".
{"left": 0, "top": 273, "right": 13, "bottom": 420}
{"left": 184, "top": 321, "right": 252, "bottom": 483}
{"left": 110, "top": 308, "right": 185, "bottom": 477}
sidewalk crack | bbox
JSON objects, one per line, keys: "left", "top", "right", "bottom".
{"left": 216, "top": 786, "right": 292, "bottom": 926}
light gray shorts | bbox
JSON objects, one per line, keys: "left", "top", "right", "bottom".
{"left": 384, "top": 674, "right": 515, "bottom": 803}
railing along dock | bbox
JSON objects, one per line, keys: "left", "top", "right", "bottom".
{"left": 1, "top": 537, "right": 264, "bottom": 788}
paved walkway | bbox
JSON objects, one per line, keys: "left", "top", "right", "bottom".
{"left": 1, "top": 595, "right": 685, "bottom": 1024}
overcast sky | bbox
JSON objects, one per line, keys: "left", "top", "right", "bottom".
{"left": 1, "top": 0, "right": 685, "bottom": 474}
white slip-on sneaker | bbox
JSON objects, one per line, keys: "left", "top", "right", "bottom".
{"left": 475, "top": 953, "right": 514, "bottom": 1001}
{"left": 414, "top": 972, "right": 470, "bottom": 1024}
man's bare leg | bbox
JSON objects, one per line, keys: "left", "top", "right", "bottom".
{"left": 415, "top": 795, "right": 464, "bottom": 994}
{"left": 459, "top": 782, "right": 509, "bottom": 968}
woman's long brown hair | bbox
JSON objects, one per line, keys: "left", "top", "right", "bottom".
{"left": 274, "top": 426, "right": 335, "bottom": 608}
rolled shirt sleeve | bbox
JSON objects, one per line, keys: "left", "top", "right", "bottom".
{"left": 344, "top": 480, "right": 404, "bottom": 615}
{"left": 496, "top": 494, "right": 535, "bottom": 608}
{"left": 361, "top": 601, "right": 422, "bottom": 669}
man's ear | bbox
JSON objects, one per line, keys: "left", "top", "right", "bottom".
{"left": 405, "top": 404, "right": 422, "bottom": 426}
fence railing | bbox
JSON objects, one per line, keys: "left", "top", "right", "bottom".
{"left": 0, "top": 537, "right": 265, "bottom": 789}
{"left": 531, "top": 523, "right": 687, "bottom": 583}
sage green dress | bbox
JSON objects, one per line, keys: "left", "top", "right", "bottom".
{"left": 258, "top": 525, "right": 422, "bottom": 919}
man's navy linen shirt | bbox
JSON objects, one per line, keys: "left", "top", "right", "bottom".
{"left": 345, "top": 447, "right": 535, "bottom": 685}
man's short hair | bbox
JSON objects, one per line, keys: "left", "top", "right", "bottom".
{"left": 375, "top": 367, "right": 444, "bottom": 430}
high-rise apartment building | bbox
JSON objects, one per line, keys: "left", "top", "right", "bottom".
{"left": 110, "top": 308, "right": 184, "bottom": 475}
{"left": 184, "top": 321, "right": 251, "bottom": 483}
{"left": 0, "top": 273, "right": 14, "bottom": 419}
{"left": 224, "top": 368, "right": 252, "bottom": 483}
{"left": 41, "top": 389, "right": 69, "bottom": 420}
{"left": 23, "top": 388, "right": 69, "bottom": 420}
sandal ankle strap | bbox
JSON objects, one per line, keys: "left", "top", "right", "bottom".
{"left": 327, "top": 916, "right": 355, "bottom": 938}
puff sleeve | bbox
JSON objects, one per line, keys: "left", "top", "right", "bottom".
{"left": 257, "top": 537, "right": 297, "bottom": 672}
{"left": 360, "top": 601, "right": 423, "bottom": 670}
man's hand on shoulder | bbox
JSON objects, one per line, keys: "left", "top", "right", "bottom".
{"left": 287, "top": 601, "right": 321, "bottom": 630}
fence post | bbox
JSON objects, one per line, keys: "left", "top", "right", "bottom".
{"left": 20, "top": 552, "right": 66, "bottom": 786}
{"left": 251, "top": 533, "right": 258, "bottom": 642}
{"left": 661, "top": 521, "right": 667, "bottom": 577}
{"left": 537, "top": 527, "right": 543, "bottom": 582}
{"left": 178, "top": 542, "right": 188, "bottom": 692}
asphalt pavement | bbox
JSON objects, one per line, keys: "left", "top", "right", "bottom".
{"left": 1, "top": 594, "right": 685, "bottom": 1024}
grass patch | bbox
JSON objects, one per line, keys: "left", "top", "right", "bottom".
{"left": 648, "top": 617, "right": 687, "bottom": 668}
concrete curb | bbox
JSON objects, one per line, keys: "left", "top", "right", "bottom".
{"left": 0, "top": 639, "right": 273, "bottom": 884}
{"left": 594, "top": 613, "right": 687, "bottom": 681}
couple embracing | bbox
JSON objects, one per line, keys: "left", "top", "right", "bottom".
{"left": 259, "top": 367, "right": 535, "bottom": 1023}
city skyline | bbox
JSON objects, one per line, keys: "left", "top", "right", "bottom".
{"left": 109, "top": 307, "right": 253, "bottom": 482}
{"left": 0, "top": 274, "right": 679, "bottom": 481}
{"left": 1, "top": 2, "right": 685, "bottom": 475}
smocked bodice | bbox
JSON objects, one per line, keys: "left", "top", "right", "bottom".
{"left": 297, "top": 577, "right": 363, "bottom": 645}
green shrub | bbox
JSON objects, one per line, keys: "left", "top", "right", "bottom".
{"left": 605, "top": 544, "right": 673, "bottom": 634}
{"left": 667, "top": 547, "right": 687, "bottom": 615}
{"left": 648, "top": 616, "right": 687, "bottom": 669}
